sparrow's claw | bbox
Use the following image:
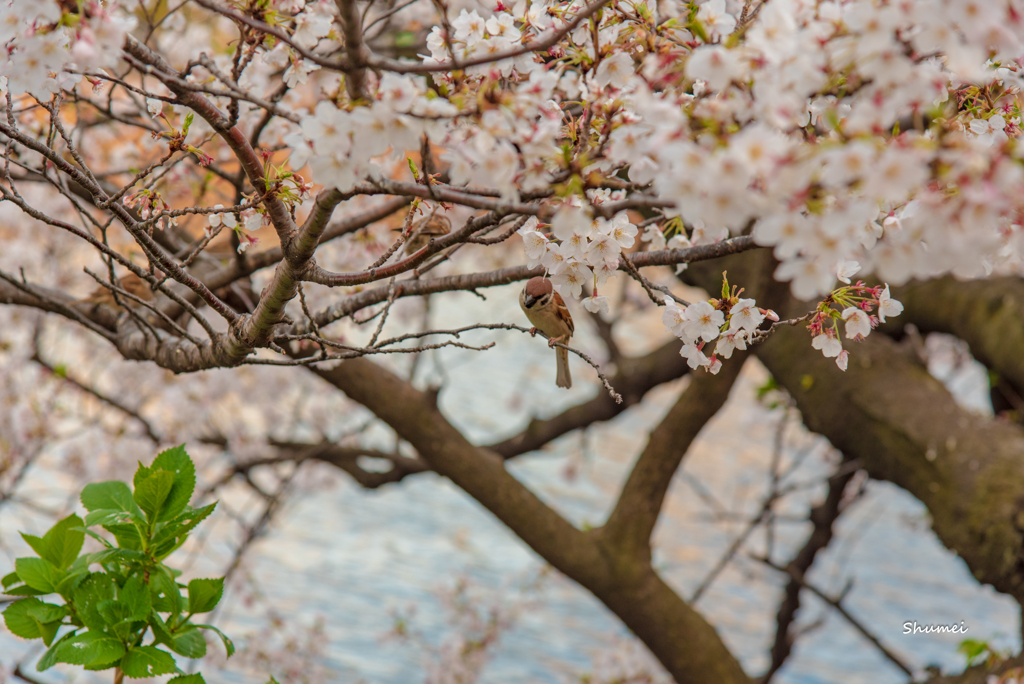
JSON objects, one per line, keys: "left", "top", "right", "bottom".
{"left": 547, "top": 335, "right": 565, "bottom": 348}
{"left": 529, "top": 327, "right": 538, "bottom": 337}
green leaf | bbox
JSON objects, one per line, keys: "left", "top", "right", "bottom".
{"left": 85, "top": 509, "right": 135, "bottom": 528}
{"left": 187, "top": 577, "right": 223, "bottom": 614}
{"left": 161, "top": 625, "right": 207, "bottom": 658}
{"left": 121, "top": 645, "right": 177, "bottom": 678}
{"left": 2, "top": 571, "right": 21, "bottom": 589}
{"left": 26, "top": 602, "right": 66, "bottom": 624}
{"left": 53, "top": 630, "right": 126, "bottom": 666}
{"left": 73, "top": 574, "right": 117, "bottom": 632}
{"left": 15, "top": 557, "right": 63, "bottom": 594}
{"left": 4, "top": 598, "right": 47, "bottom": 638}
{"left": 81, "top": 528, "right": 115, "bottom": 549}
{"left": 38, "top": 619, "right": 62, "bottom": 646}
{"left": 70, "top": 549, "right": 123, "bottom": 573}
{"left": 103, "top": 522, "right": 144, "bottom": 551}
{"left": 181, "top": 112, "right": 194, "bottom": 137}
{"left": 81, "top": 481, "right": 144, "bottom": 520}
{"left": 4, "top": 584, "right": 48, "bottom": 596}
{"left": 55, "top": 569, "right": 88, "bottom": 597}
{"left": 134, "top": 470, "right": 175, "bottom": 522}
{"left": 150, "top": 445, "right": 196, "bottom": 522}
{"left": 153, "top": 503, "right": 217, "bottom": 547}
{"left": 197, "top": 623, "right": 235, "bottom": 657}
{"left": 42, "top": 514, "right": 86, "bottom": 569}
{"left": 37, "top": 629, "right": 77, "bottom": 671}
{"left": 20, "top": 533, "right": 49, "bottom": 559}
{"left": 97, "top": 599, "right": 131, "bottom": 629}
{"left": 169, "top": 675, "right": 206, "bottom": 684}
{"left": 150, "top": 569, "right": 183, "bottom": 618}
{"left": 120, "top": 575, "right": 152, "bottom": 621}
{"left": 1, "top": 596, "right": 64, "bottom": 644}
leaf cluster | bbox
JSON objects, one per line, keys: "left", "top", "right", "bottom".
{"left": 2, "top": 446, "right": 232, "bottom": 681}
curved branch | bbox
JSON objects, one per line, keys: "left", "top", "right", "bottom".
{"left": 684, "top": 250, "right": 1024, "bottom": 606}
{"left": 762, "top": 466, "right": 857, "bottom": 683}
{"left": 312, "top": 356, "right": 752, "bottom": 684}
{"left": 600, "top": 354, "right": 745, "bottom": 559}
{"left": 889, "top": 276, "right": 1024, "bottom": 390}
{"left": 488, "top": 337, "right": 691, "bottom": 458}
{"left": 291, "top": 236, "right": 762, "bottom": 334}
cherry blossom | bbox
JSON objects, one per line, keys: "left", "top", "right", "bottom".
{"left": 877, "top": 285, "right": 905, "bottom": 323}
{"left": 683, "top": 302, "right": 725, "bottom": 344}
{"left": 842, "top": 307, "right": 873, "bottom": 340}
{"left": 728, "top": 299, "right": 765, "bottom": 332}
{"left": 812, "top": 333, "right": 843, "bottom": 359}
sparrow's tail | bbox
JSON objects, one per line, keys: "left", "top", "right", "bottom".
{"left": 556, "top": 347, "right": 572, "bottom": 389}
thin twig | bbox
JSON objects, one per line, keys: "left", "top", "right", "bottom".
{"left": 754, "top": 556, "right": 915, "bottom": 677}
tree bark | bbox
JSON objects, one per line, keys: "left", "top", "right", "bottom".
{"left": 685, "top": 250, "right": 1024, "bottom": 605}
{"left": 890, "top": 276, "right": 1024, "bottom": 390}
{"left": 314, "top": 357, "right": 753, "bottom": 684}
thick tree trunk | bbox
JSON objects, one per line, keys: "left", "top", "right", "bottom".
{"left": 685, "top": 251, "right": 1024, "bottom": 604}
{"left": 315, "top": 357, "right": 753, "bottom": 684}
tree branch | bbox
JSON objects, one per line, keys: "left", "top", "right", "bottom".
{"left": 762, "top": 465, "right": 857, "bottom": 683}
{"left": 600, "top": 354, "right": 745, "bottom": 559}
{"left": 312, "top": 356, "right": 752, "bottom": 684}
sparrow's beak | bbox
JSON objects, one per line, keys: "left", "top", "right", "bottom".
{"left": 524, "top": 294, "right": 536, "bottom": 307}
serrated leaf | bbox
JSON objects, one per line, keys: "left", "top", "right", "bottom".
{"left": 81, "top": 481, "right": 144, "bottom": 520}
{"left": 42, "top": 514, "right": 85, "bottom": 570}
{"left": 53, "top": 630, "right": 126, "bottom": 666}
{"left": 169, "top": 675, "right": 206, "bottom": 684}
{"left": 3, "top": 597, "right": 46, "bottom": 638}
{"left": 97, "top": 599, "right": 131, "bottom": 628}
{"left": 20, "top": 533, "right": 49, "bottom": 559}
{"left": 197, "top": 623, "right": 234, "bottom": 657}
{"left": 150, "top": 569, "right": 183, "bottom": 617}
{"left": 103, "top": 522, "right": 144, "bottom": 551}
{"left": 162, "top": 625, "right": 206, "bottom": 658}
{"left": 15, "top": 557, "right": 63, "bottom": 594}
{"left": 4, "top": 584, "right": 48, "bottom": 596}
{"left": 73, "top": 574, "right": 117, "bottom": 632}
{"left": 81, "top": 528, "right": 115, "bottom": 549}
{"left": 2, "top": 571, "right": 20, "bottom": 589}
{"left": 37, "top": 629, "right": 77, "bottom": 671}
{"left": 38, "top": 618, "right": 61, "bottom": 646}
{"left": 187, "top": 577, "right": 223, "bottom": 614}
{"left": 134, "top": 470, "right": 175, "bottom": 522}
{"left": 85, "top": 509, "right": 134, "bottom": 528}
{"left": 70, "top": 549, "right": 121, "bottom": 573}
{"left": 26, "top": 602, "right": 66, "bottom": 624}
{"left": 121, "top": 645, "right": 176, "bottom": 678}
{"left": 120, "top": 575, "right": 151, "bottom": 622}
{"left": 150, "top": 445, "right": 196, "bottom": 522}
{"left": 152, "top": 503, "right": 216, "bottom": 548}
{"left": 56, "top": 569, "right": 88, "bottom": 597}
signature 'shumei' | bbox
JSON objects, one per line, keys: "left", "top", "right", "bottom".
{"left": 903, "top": 621, "right": 968, "bottom": 635}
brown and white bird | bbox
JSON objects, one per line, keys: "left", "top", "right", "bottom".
{"left": 404, "top": 214, "right": 451, "bottom": 254}
{"left": 519, "top": 276, "right": 574, "bottom": 389}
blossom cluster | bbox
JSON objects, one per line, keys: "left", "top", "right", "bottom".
{"left": 807, "top": 283, "right": 904, "bottom": 370}
{"left": 517, "top": 203, "right": 637, "bottom": 313}
{"left": 662, "top": 293, "right": 771, "bottom": 373}
{"left": 0, "top": 0, "right": 135, "bottom": 96}
{"left": 0, "top": 0, "right": 1016, "bottom": 375}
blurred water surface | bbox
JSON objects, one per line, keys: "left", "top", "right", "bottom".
{"left": 0, "top": 284, "right": 1017, "bottom": 684}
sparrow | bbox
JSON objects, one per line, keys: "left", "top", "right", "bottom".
{"left": 519, "top": 276, "right": 574, "bottom": 389}
{"left": 404, "top": 214, "right": 451, "bottom": 254}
